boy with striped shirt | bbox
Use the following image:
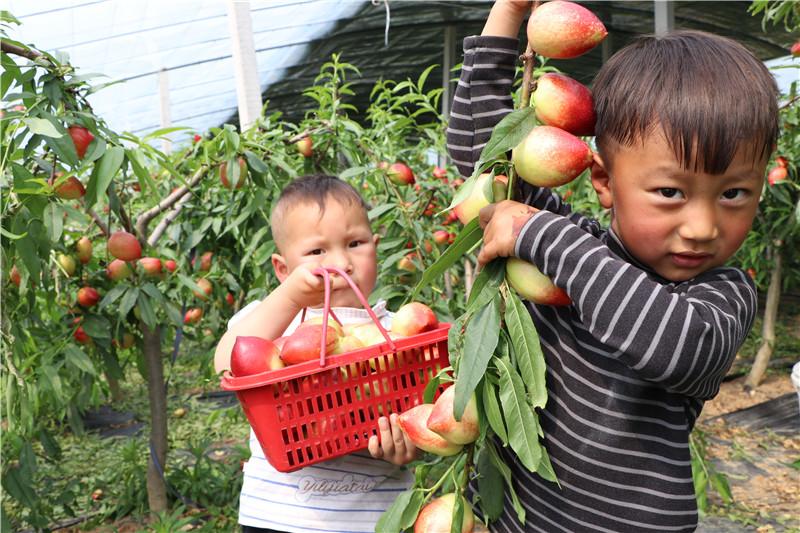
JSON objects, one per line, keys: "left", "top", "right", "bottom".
{"left": 448, "top": 1, "right": 778, "bottom": 531}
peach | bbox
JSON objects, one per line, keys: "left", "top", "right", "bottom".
{"left": 231, "top": 336, "right": 283, "bottom": 376}
{"left": 220, "top": 157, "right": 247, "bottom": 189}
{"left": 768, "top": 166, "right": 787, "bottom": 186}
{"left": 506, "top": 258, "right": 571, "bottom": 306}
{"left": 414, "top": 493, "right": 474, "bottom": 533}
{"left": 194, "top": 278, "right": 213, "bottom": 299}
{"left": 77, "top": 286, "right": 100, "bottom": 307}
{"left": 452, "top": 173, "right": 507, "bottom": 225}
{"left": 331, "top": 334, "right": 364, "bottom": 355}
{"left": 280, "top": 324, "right": 341, "bottom": 365}
{"left": 387, "top": 162, "right": 415, "bottom": 185}
{"left": 76, "top": 237, "right": 92, "bottom": 264}
{"left": 392, "top": 302, "right": 438, "bottom": 337}
{"left": 299, "top": 316, "right": 344, "bottom": 338}
{"left": 527, "top": 1, "right": 607, "bottom": 59}
{"left": 138, "top": 257, "right": 162, "bottom": 276}
{"left": 296, "top": 136, "right": 313, "bottom": 157}
{"left": 512, "top": 126, "right": 593, "bottom": 187}
{"left": 183, "top": 307, "right": 203, "bottom": 324}
{"left": 107, "top": 231, "right": 141, "bottom": 261}
{"left": 106, "top": 259, "right": 132, "bottom": 281}
{"left": 54, "top": 176, "right": 85, "bottom": 199}
{"left": 398, "top": 404, "right": 463, "bottom": 456}
{"left": 427, "top": 386, "right": 479, "bottom": 445}
{"left": 533, "top": 73, "right": 596, "bottom": 137}
{"left": 57, "top": 254, "right": 76, "bottom": 276}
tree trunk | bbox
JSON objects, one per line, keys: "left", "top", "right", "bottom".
{"left": 104, "top": 371, "right": 124, "bottom": 403}
{"left": 141, "top": 321, "right": 168, "bottom": 512}
{"left": 745, "top": 250, "right": 782, "bottom": 391}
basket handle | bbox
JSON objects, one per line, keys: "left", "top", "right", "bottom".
{"left": 312, "top": 266, "right": 396, "bottom": 366}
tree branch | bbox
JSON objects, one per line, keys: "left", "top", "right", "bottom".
{"left": 86, "top": 207, "right": 109, "bottom": 236}
{"left": 146, "top": 194, "right": 190, "bottom": 247}
{"left": 135, "top": 165, "right": 208, "bottom": 241}
{"left": 1, "top": 41, "right": 45, "bottom": 63}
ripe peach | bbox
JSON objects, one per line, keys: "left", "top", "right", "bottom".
{"left": 427, "top": 386, "right": 479, "bottom": 445}
{"left": 512, "top": 126, "right": 593, "bottom": 187}
{"left": 164, "top": 259, "right": 177, "bottom": 273}
{"left": 453, "top": 173, "right": 507, "bottom": 225}
{"left": 74, "top": 326, "right": 91, "bottom": 345}
{"left": 194, "top": 278, "right": 213, "bottom": 299}
{"left": 768, "top": 166, "right": 788, "bottom": 186}
{"left": 183, "top": 307, "right": 203, "bottom": 324}
{"left": 527, "top": 1, "right": 607, "bottom": 59}
{"left": 68, "top": 125, "right": 94, "bottom": 159}
{"left": 77, "top": 286, "right": 100, "bottom": 308}
{"left": 231, "top": 336, "right": 283, "bottom": 376}
{"left": 392, "top": 302, "right": 438, "bottom": 337}
{"left": 107, "top": 231, "right": 141, "bottom": 261}
{"left": 433, "top": 230, "right": 450, "bottom": 245}
{"left": 138, "top": 257, "right": 162, "bottom": 276}
{"left": 280, "top": 324, "right": 341, "bottom": 365}
{"left": 296, "top": 136, "right": 313, "bottom": 158}
{"left": 299, "top": 316, "right": 344, "bottom": 338}
{"left": 225, "top": 292, "right": 235, "bottom": 306}
{"left": 398, "top": 404, "right": 463, "bottom": 456}
{"left": 398, "top": 253, "right": 417, "bottom": 272}
{"left": 106, "top": 259, "right": 132, "bottom": 281}
{"left": 57, "top": 254, "right": 77, "bottom": 276}
{"left": 9, "top": 265, "right": 21, "bottom": 287}
{"left": 54, "top": 176, "right": 86, "bottom": 199}
{"left": 414, "top": 493, "right": 474, "bottom": 533}
{"left": 533, "top": 73, "right": 596, "bottom": 136}
{"left": 76, "top": 237, "right": 92, "bottom": 264}
{"left": 387, "top": 162, "right": 415, "bottom": 185}
{"left": 506, "top": 258, "right": 571, "bottom": 306}
{"left": 199, "top": 251, "right": 213, "bottom": 271}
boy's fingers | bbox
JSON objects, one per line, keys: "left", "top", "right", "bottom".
{"left": 378, "top": 416, "right": 395, "bottom": 456}
{"left": 478, "top": 204, "right": 496, "bottom": 229}
{"left": 367, "top": 434, "right": 383, "bottom": 458}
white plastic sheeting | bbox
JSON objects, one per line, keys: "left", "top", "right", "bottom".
{"left": 7, "top": 0, "right": 365, "bottom": 140}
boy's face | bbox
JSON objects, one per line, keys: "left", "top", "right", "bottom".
{"left": 272, "top": 197, "right": 378, "bottom": 308}
{"left": 591, "top": 130, "right": 767, "bottom": 282}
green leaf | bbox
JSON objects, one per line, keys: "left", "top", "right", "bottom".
{"left": 14, "top": 229, "right": 40, "bottom": 283}
{"left": 143, "top": 126, "right": 190, "bottom": 140}
{"left": 85, "top": 145, "right": 124, "bottom": 208}
{"left": 38, "top": 428, "right": 62, "bottom": 460}
{"left": 709, "top": 472, "right": 733, "bottom": 504}
{"left": 82, "top": 315, "right": 111, "bottom": 339}
{"left": 411, "top": 218, "right": 482, "bottom": 300}
{"left": 41, "top": 364, "right": 64, "bottom": 400}
{"left": 119, "top": 287, "right": 140, "bottom": 319}
{"left": 478, "top": 106, "right": 536, "bottom": 163}
{"left": 42, "top": 203, "right": 63, "bottom": 243}
{"left": 455, "top": 294, "right": 501, "bottom": 418}
{"left": 1, "top": 466, "right": 37, "bottom": 509}
{"left": 535, "top": 448, "right": 558, "bottom": 483}
{"left": 505, "top": 291, "right": 547, "bottom": 409}
{"left": 496, "top": 357, "right": 542, "bottom": 472}
{"left": 477, "top": 446, "right": 505, "bottom": 522}
{"left": 466, "top": 259, "right": 505, "bottom": 312}
{"left": 64, "top": 345, "right": 97, "bottom": 375}
{"left": 486, "top": 439, "right": 526, "bottom": 524}
{"left": 137, "top": 292, "right": 158, "bottom": 329}
{"left": 481, "top": 378, "right": 508, "bottom": 445}
{"left": 375, "top": 488, "right": 415, "bottom": 533}
{"left": 22, "top": 117, "right": 62, "bottom": 137}
{"left": 99, "top": 283, "right": 128, "bottom": 310}
{"left": 399, "top": 489, "right": 425, "bottom": 530}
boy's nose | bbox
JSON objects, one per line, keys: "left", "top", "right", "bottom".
{"left": 323, "top": 250, "right": 353, "bottom": 274}
{"left": 678, "top": 205, "right": 719, "bottom": 242}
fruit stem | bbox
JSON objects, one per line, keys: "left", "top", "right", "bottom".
{"left": 518, "top": 1, "right": 541, "bottom": 110}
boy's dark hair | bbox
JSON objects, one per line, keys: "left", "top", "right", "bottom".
{"left": 593, "top": 30, "right": 779, "bottom": 174}
{"left": 270, "top": 174, "right": 370, "bottom": 249}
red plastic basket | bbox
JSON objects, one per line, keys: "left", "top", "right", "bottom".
{"left": 220, "top": 266, "right": 449, "bottom": 472}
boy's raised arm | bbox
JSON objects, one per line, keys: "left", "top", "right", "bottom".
{"left": 514, "top": 211, "right": 756, "bottom": 400}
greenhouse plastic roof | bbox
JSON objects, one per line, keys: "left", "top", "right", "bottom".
{"left": 7, "top": 1, "right": 797, "bottom": 142}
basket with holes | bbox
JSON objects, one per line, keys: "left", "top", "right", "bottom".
{"left": 220, "top": 266, "right": 450, "bottom": 472}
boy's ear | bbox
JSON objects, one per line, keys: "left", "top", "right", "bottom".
{"left": 271, "top": 253, "right": 290, "bottom": 283}
{"left": 590, "top": 152, "right": 614, "bottom": 210}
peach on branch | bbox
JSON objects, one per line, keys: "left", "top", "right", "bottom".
{"left": 164, "top": 259, "right": 177, "bottom": 273}
{"left": 76, "top": 237, "right": 92, "bottom": 264}
{"left": 57, "top": 254, "right": 77, "bottom": 276}
{"left": 392, "top": 302, "right": 438, "bottom": 337}
{"left": 106, "top": 259, "right": 132, "bottom": 281}
{"left": 296, "top": 136, "right": 313, "bottom": 157}
{"left": 73, "top": 325, "right": 91, "bottom": 345}
{"left": 427, "top": 385, "right": 479, "bottom": 445}
{"left": 77, "top": 286, "right": 100, "bottom": 308}
{"left": 9, "top": 265, "right": 21, "bottom": 287}
{"left": 54, "top": 176, "right": 86, "bottom": 199}
{"left": 433, "top": 230, "right": 450, "bottom": 245}
{"left": 532, "top": 73, "right": 596, "bottom": 136}
{"left": 220, "top": 158, "right": 247, "bottom": 189}
{"left": 183, "top": 307, "right": 203, "bottom": 324}
{"left": 453, "top": 173, "right": 507, "bottom": 225}
{"left": 68, "top": 125, "right": 95, "bottom": 159}
{"left": 280, "top": 324, "right": 341, "bottom": 365}
{"left": 414, "top": 493, "right": 474, "bottom": 533}
{"left": 194, "top": 278, "right": 213, "bottom": 299}
{"left": 225, "top": 292, "right": 235, "bottom": 306}
{"left": 387, "top": 162, "right": 415, "bottom": 185}
{"left": 512, "top": 126, "right": 593, "bottom": 188}
{"left": 398, "top": 404, "right": 463, "bottom": 456}
{"left": 527, "top": 1, "right": 607, "bottom": 59}
{"left": 506, "top": 257, "right": 571, "bottom": 306}
{"left": 398, "top": 253, "right": 417, "bottom": 272}
{"left": 138, "top": 257, "right": 162, "bottom": 276}
{"left": 108, "top": 231, "right": 141, "bottom": 261}
{"left": 231, "top": 336, "right": 283, "bottom": 376}
{"left": 199, "top": 251, "right": 213, "bottom": 271}
{"left": 768, "top": 166, "right": 787, "bottom": 185}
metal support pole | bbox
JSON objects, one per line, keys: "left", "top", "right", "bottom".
{"left": 226, "top": 0, "right": 263, "bottom": 131}
{"left": 158, "top": 68, "right": 171, "bottom": 154}
{"left": 654, "top": 0, "right": 675, "bottom": 36}
{"left": 441, "top": 24, "right": 457, "bottom": 167}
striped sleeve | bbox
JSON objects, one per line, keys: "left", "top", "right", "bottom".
{"left": 518, "top": 181, "right": 604, "bottom": 236}
{"left": 446, "top": 35, "right": 519, "bottom": 178}
{"left": 514, "top": 211, "right": 756, "bottom": 400}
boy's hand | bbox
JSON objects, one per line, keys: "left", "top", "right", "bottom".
{"left": 476, "top": 200, "right": 538, "bottom": 268}
{"left": 368, "top": 414, "right": 418, "bottom": 466}
{"left": 483, "top": 0, "right": 534, "bottom": 37}
{"left": 278, "top": 262, "right": 349, "bottom": 310}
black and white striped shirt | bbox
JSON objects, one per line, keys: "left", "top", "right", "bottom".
{"left": 447, "top": 36, "right": 756, "bottom": 533}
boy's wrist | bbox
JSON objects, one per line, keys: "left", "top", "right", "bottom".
{"left": 482, "top": 1, "right": 529, "bottom": 38}
{"left": 272, "top": 281, "right": 305, "bottom": 315}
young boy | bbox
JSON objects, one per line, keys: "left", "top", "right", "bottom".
{"left": 448, "top": 1, "right": 778, "bottom": 531}
{"left": 214, "top": 175, "right": 417, "bottom": 533}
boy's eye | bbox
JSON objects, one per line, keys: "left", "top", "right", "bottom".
{"left": 348, "top": 240, "right": 363, "bottom": 248}
{"left": 658, "top": 188, "right": 683, "bottom": 199}
{"left": 309, "top": 249, "right": 324, "bottom": 256}
{"left": 721, "top": 188, "right": 745, "bottom": 200}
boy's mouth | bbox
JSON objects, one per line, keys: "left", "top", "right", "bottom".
{"left": 670, "top": 252, "right": 713, "bottom": 269}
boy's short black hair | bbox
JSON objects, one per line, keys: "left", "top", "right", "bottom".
{"left": 270, "top": 174, "right": 370, "bottom": 250}
{"left": 593, "top": 30, "right": 779, "bottom": 174}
